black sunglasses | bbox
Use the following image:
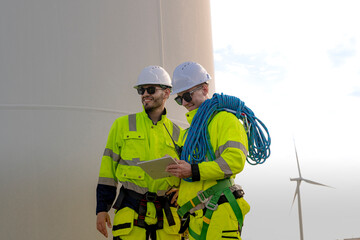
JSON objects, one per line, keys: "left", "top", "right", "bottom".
{"left": 174, "top": 85, "right": 203, "bottom": 105}
{"left": 137, "top": 86, "right": 164, "bottom": 95}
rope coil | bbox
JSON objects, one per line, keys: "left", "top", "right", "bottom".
{"left": 182, "top": 93, "right": 271, "bottom": 181}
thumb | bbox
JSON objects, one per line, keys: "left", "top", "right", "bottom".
{"left": 106, "top": 215, "right": 112, "bottom": 228}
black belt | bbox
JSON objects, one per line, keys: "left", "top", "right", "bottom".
{"left": 217, "top": 189, "right": 244, "bottom": 205}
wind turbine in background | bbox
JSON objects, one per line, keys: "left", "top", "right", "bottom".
{"left": 290, "top": 141, "right": 334, "bottom": 240}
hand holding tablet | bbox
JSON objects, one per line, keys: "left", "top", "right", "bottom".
{"left": 137, "top": 155, "right": 178, "bottom": 179}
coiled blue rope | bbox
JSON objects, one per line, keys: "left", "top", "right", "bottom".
{"left": 182, "top": 93, "right": 271, "bottom": 182}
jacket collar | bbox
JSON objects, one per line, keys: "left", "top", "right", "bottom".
{"left": 141, "top": 107, "right": 167, "bottom": 125}
{"left": 185, "top": 108, "right": 198, "bottom": 125}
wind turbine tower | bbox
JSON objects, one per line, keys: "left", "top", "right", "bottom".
{"left": 290, "top": 142, "right": 334, "bottom": 240}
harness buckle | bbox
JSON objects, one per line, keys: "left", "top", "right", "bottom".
{"left": 197, "top": 190, "right": 209, "bottom": 203}
{"left": 145, "top": 192, "right": 157, "bottom": 202}
{"left": 205, "top": 200, "right": 218, "bottom": 211}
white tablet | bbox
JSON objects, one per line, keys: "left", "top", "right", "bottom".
{"left": 137, "top": 156, "right": 178, "bottom": 179}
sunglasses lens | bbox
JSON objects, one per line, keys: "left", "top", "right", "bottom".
{"left": 147, "top": 86, "right": 156, "bottom": 94}
{"left": 174, "top": 96, "right": 182, "bottom": 105}
{"left": 137, "top": 88, "right": 145, "bottom": 95}
{"left": 137, "top": 86, "right": 157, "bottom": 95}
{"left": 183, "top": 92, "right": 192, "bottom": 102}
{"left": 174, "top": 92, "right": 192, "bottom": 105}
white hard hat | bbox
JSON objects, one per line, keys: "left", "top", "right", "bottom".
{"left": 134, "top": 66, "right": 172, "bottom": 89}
{"left": 171, "top": 61, "right": 211, "bottom": 94}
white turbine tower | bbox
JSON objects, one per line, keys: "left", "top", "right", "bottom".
{"left": 290, "top": 142, "right": 334, "bottom": 240}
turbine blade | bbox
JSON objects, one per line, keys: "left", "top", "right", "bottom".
{"left": 303, "top": 178, "right": 335, "bottom": 188}
{"left": 291, "top": 181, "right": 300, "bottom": 209}
{"left": 293, "top": 139, "right": 302, "bottom": 178}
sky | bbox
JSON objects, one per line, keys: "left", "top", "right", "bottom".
{"left": 210, "top": 0, "right": 360, "bottom": 239}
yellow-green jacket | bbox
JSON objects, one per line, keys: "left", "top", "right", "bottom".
{"left": 177, "top": 107, "right": 250, "bottom": 239}
{"left": 96, "top": 109, "right": 180, "bottom": 214}
{"left": 177, "top": 108, "right": 249, "bottom": 207}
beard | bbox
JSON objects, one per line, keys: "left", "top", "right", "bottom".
{"left": 142, "top": 95, "right": 164, "bottom": 112}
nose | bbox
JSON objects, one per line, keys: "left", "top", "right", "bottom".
{"left": 142, "top": 90, "right": 150, "bottom": 97}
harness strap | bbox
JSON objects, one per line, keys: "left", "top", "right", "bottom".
{"left": 178, "top": 212, "right": 190, "bottom": 234}
{"left": 113, "top": 188, "right": 176, "bottom": 232}
{"left": 177, "top": 179, "right": 233, "bottom": 217}
{"left": 199, "top": 190, "right": 222, "bottom": 240}
{"left": 162, "top": 197, "right": 176, "bottom": 226}
{"left": 178, "top": 179, "right": 244, "bottom": 240}
{"left": 189, "top": 226, "right": 200, "bottom": 240}
{"left": 134, "top": 219, "right": 158, "bottom": 240}
{"left": 179, "top": 189, "right": 243, "bottom": 235}
{"left": 135, "top": 192, "right": 166, "bottom": 229}
{"left": 136, "top": 198, "right": 148, "bottom": 228}
{"left": 154, "top": 200, "right": 164, "bottom": 229}
{"left": 223, "top": 188, "right": 244, "bottom": 231}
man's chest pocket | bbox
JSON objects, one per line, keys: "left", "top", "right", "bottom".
{"left": 121, "top": 131, "right": 146, "bottom": 160}
{"left": 163, "top": 139, "right": 178, "bottom": 157}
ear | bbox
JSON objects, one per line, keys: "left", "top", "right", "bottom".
{"left": 163, "top": 88, "right": 171, "bottom": 100}
{"left": 202, "top": 84, "right": 209, "bottom": 96}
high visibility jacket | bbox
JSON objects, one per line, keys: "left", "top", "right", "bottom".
{"left": 177, "top": 108, "right": 249, "bottom": 207}
{"left": 96, "top": 109, "right": 181, "bottom": 215}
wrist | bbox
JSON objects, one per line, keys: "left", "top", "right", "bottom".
{"left": 191, "top": 164, "right": 200, "bottom": 181}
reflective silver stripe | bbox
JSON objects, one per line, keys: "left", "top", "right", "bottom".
{"left": 103, "top": 148, "right": 121, "bottom": 163}
{"left": 215, "top": 156, "right": 233, "bottom": 178}
{"left": 119, "top": 158, "right": 140, "bottom": 166}
{"left": 121, "top": 181, "right": 148, "bottom": 194}
{"left": 215, "top": 141, "right": 248, "bottom": 158}
{"left": 98, "top": 177, "right": 118, "bottom": 187}
{"left": 128, "top": 114, "right": 137, "bottom": 131}
{"left": 172, "top": 123, "right": 180, "bottom": 142}
{"left": 121, "top": 182, "right": 168, "bottom": 196}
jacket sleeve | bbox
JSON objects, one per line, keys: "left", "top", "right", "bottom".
{"left": 197, "top": 112, "right": 248, "bottom": 181}
{"left": 96, "top": 184, "right": 117, "bottom": 214}
{"left": 96, "top": 120, "right": 121, "bottom": 213}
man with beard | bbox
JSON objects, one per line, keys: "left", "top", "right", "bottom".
{"left": 96, "top": 66, "right": 182, "bottom": 240}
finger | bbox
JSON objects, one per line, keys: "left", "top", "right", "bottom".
{"left": 96, "top": 219, "right": 103, "bottom": 231}
{"left": 171, "top": 191, "right": 179, "bottom": 204}
{"left": 166, "top": 168, "right": 178, "bottom": 174}
{"left": 97, "top": 222, "right": 107, "bottom": 237}
{"left": 166, "top": 164, "right": 178, "bottom": 170}
{"left": 166, "top": 188, "right": 177, "bottom": 194}
{"left": 176, "top": 159, "right": 183, "bottom": 164}
{"left": 106, "top": 216, "right": 112, "bottom": 228}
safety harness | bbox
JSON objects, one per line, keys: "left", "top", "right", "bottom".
{"left": 112, "top": 187, "right": 176, "bottom": 240}
{"left": 110, "top": 111, "right": 180, "bottom": 239}
{"left": 177, "top": 179, "right": 244, "bottom": 240}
